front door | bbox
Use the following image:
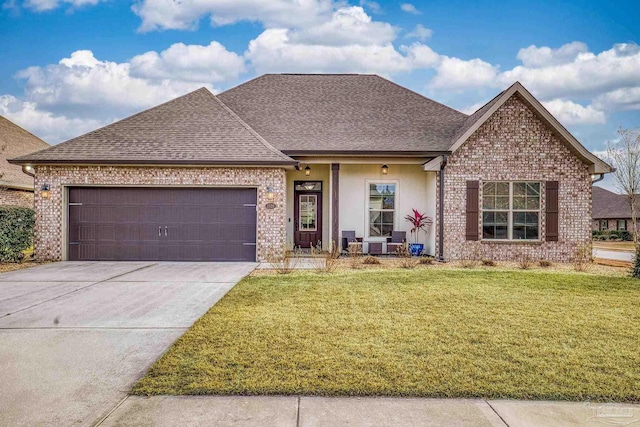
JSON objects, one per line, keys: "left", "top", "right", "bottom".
{"left": 294, "top": 182, "right": 322, "bottom": 248}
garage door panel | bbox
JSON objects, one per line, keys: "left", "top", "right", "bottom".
{"left": 68, "top": 187, "right": 257, "bottom": 261}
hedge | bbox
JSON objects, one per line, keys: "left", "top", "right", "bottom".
{"left": 592, "top": 230, "right": 633, "bottom": 241}
{"left": 0, "top": 206, "right": 35, "bottom": 262}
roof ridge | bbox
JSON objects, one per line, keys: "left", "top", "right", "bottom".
{"left": 201, "top": 89, "right": 294, "bottom": 162}
{"left": 17, "top": 88, "right": 210, "bottom": 160}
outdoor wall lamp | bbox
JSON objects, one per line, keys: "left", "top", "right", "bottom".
{"left": 22, "top": 164, "right": 35, "bottom": 177}
{"left": 41, "top": 184, "right": 50, "bottom": 199}
{"left": 381, "top": 164, "right": 389, "bottom": 175}
{"left": 266, "top": 186, "right": 275, "bottom": 200}
{"left": 304, "top": 165, "right": 311, "bottom": 176}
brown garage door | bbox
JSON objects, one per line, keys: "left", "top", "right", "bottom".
{"left": 68, "top": 187, "right": 257, "bottom": 261}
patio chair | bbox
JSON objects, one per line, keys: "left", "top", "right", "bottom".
{"left": 386, "top": 231, "right": 406, "bottom": 254}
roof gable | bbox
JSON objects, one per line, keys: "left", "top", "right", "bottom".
{"left": 218, "top": 74, "right": 468, "bottom": 154}
{"left": 0, "top": 116, "right": 49, "bottom": 189}
{"left": 449, "top": 82, "right": 611, "bottom": 174}
{"left": 11, "top": 88, "right": 295, "bottom": 166}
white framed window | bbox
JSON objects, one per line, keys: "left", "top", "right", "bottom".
{"left": 482, "top": 181, "right": 541, "bottom": 240}
{"left": 367, "top": 181, "right": 397, "bottom": 238}
{"left": 618, "top": 220, "right": 627, "bottom": 231}
{"left": 298, "top": 194, "right": 318, "bottom": 231}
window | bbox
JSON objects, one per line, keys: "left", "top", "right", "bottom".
{"left": 482, "top": 182, "right": 540, "bottom": 240}
{"left": 368, "top": 183, "right": 396, "bottom": 237}
{"left": 618, "top": 220, "right": 627, "bottom": 231}
{"left": 600, "top": 220, "right": 608, "bottom": 231}
{"left": 298, "top": 194, "right": 317, "bottom": 231}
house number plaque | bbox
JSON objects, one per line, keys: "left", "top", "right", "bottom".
{"left": 265, "top": 202, "right": 277, "bottom": 210}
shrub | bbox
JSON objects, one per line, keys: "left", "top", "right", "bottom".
{"left": 539, "top": 260, "right": 553, "bottom": 268}
{"left": 266, "top": 244, "right": 300, "bottom": 274}
{"left": 0, "top": 206, "right": 35, "bottom": 263}
{"left": 573, "top": 242, "right": 592, "bottom": 272}
{"left": 362, "top": 256, "right": 380, "bottom": 265}
{"left": 517, "top": 252, "right": 533, "bottom": 270}
{"left": 481, "top": 259, "right": 496, "bottom": 267}
{"left": 419, "top": 257, "right": 434, "bottom": 265}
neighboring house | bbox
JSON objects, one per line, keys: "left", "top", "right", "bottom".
{"left": 0, "top": 116, "right": 49, "bottom": 207}
{"left": 592, "top": 186, "right": 639, "bottom": 232}
{"left": 9, "top": 74, "right": 611, "bottom": 262}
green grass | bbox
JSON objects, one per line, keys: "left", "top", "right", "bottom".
{"left": 133, "top": 269, "right": 640, "bottom": 402}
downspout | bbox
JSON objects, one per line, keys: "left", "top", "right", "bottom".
{"left": 591, "top": 173, "right": 605, "bottom": 184}
{"left": 438, "top": 155, "right": 448, "bottom": 262}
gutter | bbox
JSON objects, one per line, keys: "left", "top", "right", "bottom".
{"left": 438, "top": 155, "right": 448, "bottom": 262}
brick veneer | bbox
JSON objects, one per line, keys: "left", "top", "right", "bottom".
{"left": 438, "top": 94, "right": 592, "bottom": 262}
{"left": 33, "top": 166, "right": 286, "bottom": 262}
{"left": 0, "top": 188, "right": 34, "bottom": 208}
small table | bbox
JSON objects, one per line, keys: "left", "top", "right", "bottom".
{"left": 368, "top": 242, "right": 383, "bottom": 255}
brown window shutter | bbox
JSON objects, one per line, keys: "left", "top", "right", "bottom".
{"left": 546, "top": 181, "right": 559, "bottom": 241}
{"left": 466, "top": 180, "right": 479, "bottom": 241}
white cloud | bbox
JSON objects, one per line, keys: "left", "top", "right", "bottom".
{"left": 289, "top": 6, "right": 396, "bottom": 46}
{"left": 429, "top": 56, "right": 499, "bottom": 91}
{"left": 542, "top": 99, "right": 606, "bottom": 125}
{"left": 0, "top": 95, "right": 105, "bottom": 143}
{"left": 15, "top": 50, "right": 211, "bottom": 117}
{"left": 400, "top": 3, "right": 420, "bottom": 14}
{"left": 406, "top": 24, "right": 432, "bottom": 41}
{"left": 246, "top": 28, "right": 413, "bottom": 75}
{"left": 359, "top": 0, "right": 381, "bottom": 14}
{"left": 593, "top": 86, "right": 640, "bottom": 112}
{"left": 132, "top": 0, "right": 334, "bottom": 32}
{"left": 3, "top": 42, "right": 245, "bottom": 143}
{"left": 24, "top": 0, "right": 102, "bottom": 12}
{"left": 516, "top": 42, "right": 588, "bottom": 68}
{"left": 501, "top": 43, "right": 640, "bottom": 100}
{"left": 130, "top": 41, "right": 245, "bottom": 83}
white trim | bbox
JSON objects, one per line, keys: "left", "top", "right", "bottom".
{"left": 450, "top": 82, "right": 612, "bottom": 174}
{"left": 481, "top": 181, "right": 542, "bottom": 242}
{"left": 365, "top": 179, "right": 399, "bottom": 239}
{"left": 422, "top": 156, "right": 443, "bottom": 171}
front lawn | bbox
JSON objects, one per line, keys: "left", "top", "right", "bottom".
{"left": 134, "top": 269, "right": 640, "bottom": 402}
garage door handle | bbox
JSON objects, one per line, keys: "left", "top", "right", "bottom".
{"left": 165, "top": 226, "right": 168, "bottom": 237}
{"left": 158, "top": 226, "right": 161, "bottom": 237}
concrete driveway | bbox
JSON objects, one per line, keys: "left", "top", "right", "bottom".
{"left": 0, "top": 261, "right": 255, "bottom": 427}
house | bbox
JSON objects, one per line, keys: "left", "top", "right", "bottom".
{"left": 0, "top": 116, "right": 49, "bottom": 207}
{"left": 592, "top": 186, "right": 638, "bottom": 232}
{"left": 9, "top": 74, "right": 611, "bottom": 262}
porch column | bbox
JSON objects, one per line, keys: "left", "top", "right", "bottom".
{"left": 331, "top": 163, "right": 340, "bottom": 251}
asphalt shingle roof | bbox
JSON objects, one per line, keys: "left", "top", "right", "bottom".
{"left": 218, "top": 74, "right": 469, "bottom": 153}
{"left": 593, "top": 186, "right": 640, "bottom": 219}
{"left": 11, "top": 88, "right": 295, "bottom": 165}
{"left": 0, "top": 116, "right": 49, "bottom": 188}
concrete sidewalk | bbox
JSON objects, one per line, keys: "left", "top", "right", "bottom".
{"left": 99, "top": 396, "right": 640, "bottom": 427}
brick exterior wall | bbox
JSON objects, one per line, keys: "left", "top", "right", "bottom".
{"left": 438, "top": 94, "right": 592, "bottom": 262}
{"left": 33, "top": 165, "right": 286, "bottom": 262}
{"left": 0, "top": 188, "right": 34, "bottom": 208}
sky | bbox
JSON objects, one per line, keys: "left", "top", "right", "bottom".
{"left": 0, "top": 0, "right": 638, "bottom": 191}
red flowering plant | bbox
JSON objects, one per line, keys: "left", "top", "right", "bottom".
{"left": 404, "top": 209, "right": 433, "bottom": 244}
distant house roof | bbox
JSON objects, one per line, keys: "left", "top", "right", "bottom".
{"left": 11, "top": 88, "right": 295, "bottom": 166}
{"left": 218, "top": 74, "right": 468, "bottom": 154}
{"left": 0, "top": 116, "right": 49, "bottom": 190}
{"left": 593, "top": 186, "right": 640, "bottom": 219}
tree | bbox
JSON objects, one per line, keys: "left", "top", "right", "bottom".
{"left": 606, "top": 128, "right": 640, "bottom": 277}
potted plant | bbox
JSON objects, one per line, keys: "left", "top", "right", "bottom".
{"left": 404, "top": 209, "right": 433, "bottom": 256}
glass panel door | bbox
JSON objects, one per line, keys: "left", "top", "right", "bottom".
{"left": 299, "top": 194, "right": 317, "bottom": 231}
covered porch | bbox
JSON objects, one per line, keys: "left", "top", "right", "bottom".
{"left": 285, "top": 158, "right": 439, "bottom": 256}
